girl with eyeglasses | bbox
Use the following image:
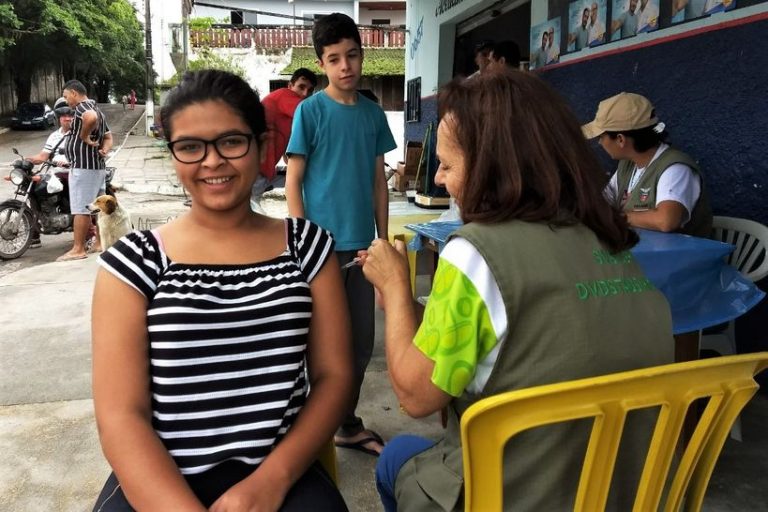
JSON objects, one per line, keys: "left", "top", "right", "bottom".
{"left": 91, "top": 69, "right": 352, "bottom": 511}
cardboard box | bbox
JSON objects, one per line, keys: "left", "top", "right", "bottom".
{"left": 404, "top": 141, "right": 422, "bottom": 176}
{"left": 392, "top": 174, "right": 418, "bottom": 192}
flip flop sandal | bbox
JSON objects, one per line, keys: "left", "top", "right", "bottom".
{"left": 335, "top": 430, "right": 386, "bottom": 457}
{"left": 56, "top": 253, "right": 87, "bottom": 262}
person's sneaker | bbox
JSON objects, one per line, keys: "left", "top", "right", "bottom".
{"left": 30, "top": 239, "right": 42, "bottom": 249}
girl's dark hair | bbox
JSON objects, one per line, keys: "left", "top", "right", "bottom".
{"left": 312, "top": 13, "right": 362, "bottom": 60}
{"left": 605, "top": 125, "right": 669, "bottom": 153}
{"left": 438, "top": 68, "right": 638, "bottom": 253}
{"left": 160, "top": 70, "right": 266, "bottom": 141}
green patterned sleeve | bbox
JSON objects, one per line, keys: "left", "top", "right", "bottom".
{"left": 414, "top": 258, "right": 498, "bottom": 397}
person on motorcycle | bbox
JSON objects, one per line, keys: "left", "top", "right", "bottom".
{"left": 25, "top": 97, "right": 74, "bottom": 248}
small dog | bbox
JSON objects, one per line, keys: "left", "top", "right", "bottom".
{"left": 87, "top": 194, "right": 133, "bottom": 250}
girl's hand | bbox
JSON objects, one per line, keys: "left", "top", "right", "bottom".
{"left": 209, "top": 471, "right": 288, "bottom": 512}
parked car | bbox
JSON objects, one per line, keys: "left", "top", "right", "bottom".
{"left": 11, "top": 102, "right": 56, "bottom": 130}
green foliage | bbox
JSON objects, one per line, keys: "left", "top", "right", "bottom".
{"left": 0, "top": 0, "right": 145, "bottom": 103}
{"left": 189, "top": 17, "right": 219, "bottom": 31}
{"left": 0, "top": 3, "right": 21, "bottom": 52}
{"left": 282, "top": 47, "right": 405, "bottom": 77}
{"left": 163, "top": 47, "right": 246, "bottom": 87}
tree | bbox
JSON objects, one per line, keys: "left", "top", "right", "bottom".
{"left": 0, "top": 0, "right": 145, "bottom": 104}
{"left": 162, "top": 17, "right": 246, "bottom": 87}
{"left": 0, "top": 3, "right": 21, "bottom": 53}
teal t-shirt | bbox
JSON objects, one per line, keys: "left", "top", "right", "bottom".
{"left": 287, "top": 91, "right": 396, "bottom": 250}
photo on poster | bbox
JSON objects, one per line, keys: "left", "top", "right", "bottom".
{"left": 567, "top": 1, "right": 591, "bottom": 51}
{"left": 582, "top": 0, "right": 607, "bottom": 48}
{"left": 529, "top": 18, "right": 562, "bottom": 69}
{"left": 611, "top": 0, "right": 660, "bottom": 40}
{"left": 671, "top": 0, "right": 736, "bottom": 24}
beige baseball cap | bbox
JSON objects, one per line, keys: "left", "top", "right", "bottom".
{"left": 582, "top": 92, "right": 658, "bottom": 139}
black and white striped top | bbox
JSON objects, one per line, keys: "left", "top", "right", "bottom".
{"left": 67, "top": 99, "right": 110, "bottom": 170}
{"left": 98, "top": 218, "right": 334, "bottom": 475}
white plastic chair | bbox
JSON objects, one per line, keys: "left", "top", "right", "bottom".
{"left": 701, "top": 216, "right": 768, "bottom": 440}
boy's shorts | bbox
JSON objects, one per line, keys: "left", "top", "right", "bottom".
{"left": 69, "top": 168, "right": 107, "bottom": 214}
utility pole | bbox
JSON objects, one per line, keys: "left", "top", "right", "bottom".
{"left": 144, "top": 0, "right": 155, "bottom": 135}
{"left": 182, "top": 0, "right": 190, "bottom": 71}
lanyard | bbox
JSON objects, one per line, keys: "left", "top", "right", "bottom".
{"left": 627, "top": 165, "right": 644, "bottom": 193}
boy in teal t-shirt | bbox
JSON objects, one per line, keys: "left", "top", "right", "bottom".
{"left": 286, "top": 13, "right": 396, "bottom": 457}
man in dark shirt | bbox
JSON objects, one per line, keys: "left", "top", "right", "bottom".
{"left": 58, "top": 79, "right": 113, "bottom": 261}
{"left": 486, "top": 40, "right": 521, "bottom": 71}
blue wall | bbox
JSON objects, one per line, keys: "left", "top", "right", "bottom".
{"left": 540, "top": 15, "right": 768, "bottom": 227}
{"left": 542, "top": 16, "right": 768, "bottom": 359}
{"left": 406, "top": 17, "right": 767, "bottom": 356}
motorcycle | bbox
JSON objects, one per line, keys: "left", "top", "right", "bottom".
{"left": 0, "top": 147, "right": 115, "bottom": 260}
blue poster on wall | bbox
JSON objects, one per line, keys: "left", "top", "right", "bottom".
{"left": 611, "top": 0, "right": 639, "bottom": 40}
{"left": 636, "top": 0, "right": 660, "bottom": 33}
{"left": 566, "top": 0, "right": 608, "bottom": 50}
{"left": 567, "top": 1, "right": 591, "bottom": 51}
{"left": 529, "top": 18, "right": 562, "bottom": 69}
{"left": 671, "top": 0, "right": 736, "bottom": 24}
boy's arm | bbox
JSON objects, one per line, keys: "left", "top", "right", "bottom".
{"left": 286, "top": 154, "right": 306, "bottom": 218}
{"left": 373, "top": 155, "right": 388, "bottom": 239}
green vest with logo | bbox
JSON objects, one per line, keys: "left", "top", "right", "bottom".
{"left": 615, "top": 147, "right": 712, "bottom": 237}
{"left": 394, "top": 220, "right": 674, "bottom": 512}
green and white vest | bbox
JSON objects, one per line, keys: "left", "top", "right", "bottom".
{"left": 394, "top": 220, "right": 674, "bottom": 512}
{"left": 615, "top": 147, "right": 712, "bottom": 237}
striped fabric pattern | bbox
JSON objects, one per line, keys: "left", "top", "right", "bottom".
{"left": 66, "top": 99, "right": 110, "bottom": 170}
{"left": 98, "top": 218, "right": 334, "bottom": 475}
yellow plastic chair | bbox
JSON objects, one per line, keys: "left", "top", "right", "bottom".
{"left": 318, "top": 438, "right": 338, "bottom": 484}
{"left": 460, "top": 352, "right": 768, "bottom": 512}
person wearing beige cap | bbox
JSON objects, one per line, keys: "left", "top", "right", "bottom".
{"left": 583, "top": 92, "right": 712, "bottom": 237}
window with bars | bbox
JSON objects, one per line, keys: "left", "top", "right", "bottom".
{"left": 406, "top": 77, "right": 421, "bottom": 123}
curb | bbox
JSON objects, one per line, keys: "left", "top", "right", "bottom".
{"left": 120, "top": 182, "right": 186, "bottom": 197}
{"left": 0, "top": 127, "right": 10, "bottom": 136}
{"left": 106, "top": 109, "right": 147, "bottom": 165}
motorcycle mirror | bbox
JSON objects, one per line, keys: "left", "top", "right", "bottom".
{"left": 12, "top": 148, "right": 20, "bottom": 156}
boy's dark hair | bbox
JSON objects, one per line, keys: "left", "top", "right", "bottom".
{"left": 605, "top": 125, "right": 669, "bottom": 153}
{"left": 63, "top": 79, "right": 87, "bottom": 95}
{"left": 491, "top": 41, "right": 521, "bottom": 68}
{"left": 160, "top": 70, "right": 266, "bottom": 142}
{"left": 474, "top": 40, "right": 494, "bottom": 57}
{"left": 438, "top": 68, "right": 638, "bottom": 254}
{"left": 291, "top": 67, "right": 318, "bottom": 87}
{"left": 312, "top": 13, "right": 362, "bottom": 60}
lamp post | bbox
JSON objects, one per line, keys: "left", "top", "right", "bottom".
{"left": 288, "top": 0, "right": 296, "bottom": 26}
{"left": 144, "top": 0, "right": 155, "bottom": 135}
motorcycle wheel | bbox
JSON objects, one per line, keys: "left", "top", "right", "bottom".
{"left": 0, "top": 203, "right": 34, "bottom": 260}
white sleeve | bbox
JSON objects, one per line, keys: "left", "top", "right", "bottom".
{"left": 440, "top": 237, "right": 508, "bottom": 394}
{"left": 655, "top": 164, "right": 701, "bottom": 225}
{"left": 603, "top": 172, "right": 620, "bottom": 205}
{"left": 42, "top": 131, "right": 60, "bottom": 153}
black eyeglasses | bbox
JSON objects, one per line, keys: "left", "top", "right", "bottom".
{"left": 167, "top": 133, "right": 254, "bottom": 164}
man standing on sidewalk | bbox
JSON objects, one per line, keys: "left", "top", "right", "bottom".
{"left": 57, "top": 79, "right": 112, "bottom": 262}
{"left": 251, "top": 68, "right": 317, "bottom": 212}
